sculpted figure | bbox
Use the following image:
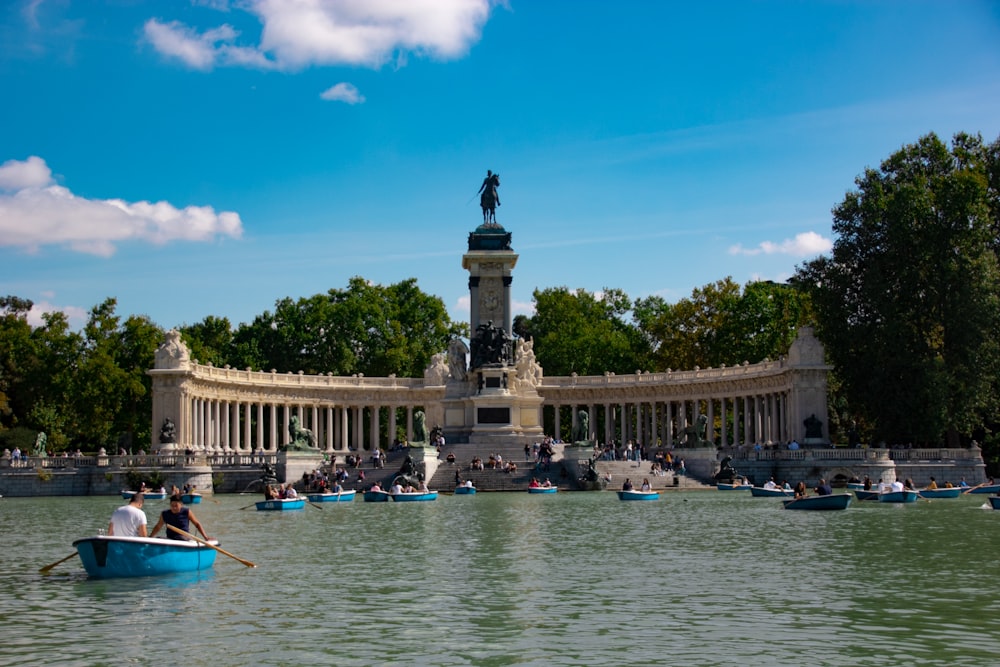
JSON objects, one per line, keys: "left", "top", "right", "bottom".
{"left": 514, "top": 338, "right": 542, "bottom": 389}
{"left": 448, "top": 338, "right": 469, "bottom": 381}
{"left": 285, "top": 415, "right": 317, "bottom": 451}
{"left": 804, "top": 414, "right": 823, "bottom": 439}
{"left": 478, "top": 169, "right": 501, "bottom": 225}
{"left": 424, "top": 352, "right": 449, "bottom": 386}
{"left": 573, "top": 410, "right": 590, "bottom": 443}
{"left": 34, "top": 432, "right": 48, "bottom": 457}
{"left": 159, "top": 418, "right": 177, "bottom": 444}
{"left": 412, "top": 410, "right": 428, "bottom": 444}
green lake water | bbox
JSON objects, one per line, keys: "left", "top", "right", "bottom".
{"left": 2, "top": 491, "right": 999, "bottom": 666}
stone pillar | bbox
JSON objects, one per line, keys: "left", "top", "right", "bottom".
{"left": 270, "top": 403, "right": 278, "bottom": 452}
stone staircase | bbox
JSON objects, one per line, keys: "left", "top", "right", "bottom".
{"left": 320, "top": 445, "right": 712, "bottom": 493}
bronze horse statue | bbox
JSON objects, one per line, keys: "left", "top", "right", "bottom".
{"left": 479, "top": 170, "right": 500, "bottom": 225}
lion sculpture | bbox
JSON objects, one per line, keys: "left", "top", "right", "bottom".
{"left": 285, "top": 415, "right": 317, "bottom": 451}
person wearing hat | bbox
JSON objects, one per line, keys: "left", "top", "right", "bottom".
{"left": 108, "top": 493, "right": 148, "bottom": 537}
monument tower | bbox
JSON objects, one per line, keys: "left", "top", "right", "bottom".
{"left": 438, "top": 174, "right": 544, "bottom": 445}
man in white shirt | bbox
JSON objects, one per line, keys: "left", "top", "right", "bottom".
{"left": 108, "top": 493, "right": 147, "bottom": 537}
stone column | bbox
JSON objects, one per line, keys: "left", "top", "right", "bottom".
{"left": 270, "top": 403, "right": 278, "bottom": 452}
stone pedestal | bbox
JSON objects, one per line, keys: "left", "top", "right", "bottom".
{"left": 277, "top": 450, "right": 324, "bottom": 485}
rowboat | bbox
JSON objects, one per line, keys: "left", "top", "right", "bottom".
{"left": 528, "top": 486, "right": 558, "bottom": 494}
{"left": 71, "top": 535, "right": 217, "bottom": 578}
{"left": 846, "top": 482, "right": 865, "bottom": 491}
{"left": 307, "top": 490, "right": 356, "bottom": 503}
{"left": 454, "top": 486, "right": 477, "bottom": 495}
{"left": 782, "top": 494, "right": 852, "bottom": 511}
{"left": 878, "top": 490, "right": 918, "bottom": 504}
{"left": 121, "top": 490, "right": 167, "bottom": 500}
{"left": 854, "top": 489, "right": 881, "bottom": 501}
{"left": 716, "top": 482, "right": 752, "bottom": 491}
{"left": 965, "top": 484, "right": 1000, "bottom": 495}
{"left": 255, "top": 498, "right": 305, "bottom": 511}
{"left": 918, "top": 487, "right": 962, "bottom": 499}
{"left": 363, "top": 489, "right": 391, "bottom": 502}
{"left": 987, "top": 496, "right": 1000, "bottom": 510}
{"left": 391, "top": 491, "right": 438, "bottom": 502}
{"left": 180, "top": 493, "right": 202, "bottom": 504}
{"left": 750, "top": 486, "right": 794, "bottom": 498}
{"left": 617, "top": 489, "right": 659, "bottom": 501}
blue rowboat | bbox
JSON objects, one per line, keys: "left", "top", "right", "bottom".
{"left": 750, "top": 486, "right": 794, "bottom": 498}
{"left": 918, "top": 487, "right": 962, "bottom": 499}
{"left": 846, "top": 482, "right": 865, "bottom": 490}
{"left": 72, "top": 535, "right": 217, "bottom": 579}
{"left": 782, "top": 494, "right": 852, "bottom": 511}
{"left": 363, "top": 490, "right": 391, "bottom": 502}
{"left": 878, "top": 490, "right": 918, "bottom": 504}
{"left": 528, "top": 486, "right": 558, "bottom": 494}
{"left": 255, "top": 498, "right": 305, "bottom": 511}
{"left": 966, "top": 484, "right": 1000, "bottom": 495}
{"left": 617, "top": 490, "right": 659, "bottom": 501}
{"left": 716, "top": 482, "right": 752, "bottom": 491}
{"left": 180, "top": 493, "right": 202, "bottom": 504}
{"left": 391, "top": 491, "right": 438, "bottom": 502}
{"left": 987, "top": 496, "right": 1000, "bottom": 510}
{"left": 454, "top": 486, "right": 476, "bottom": 495}
{"left": 307, "top": 490, "right": 356, "bottom": 503}
{"left": 854, "top": 489, "right": 881, "bottom": 501}
{"left": 121, "top": 490, "right": 167, "bottom": 500}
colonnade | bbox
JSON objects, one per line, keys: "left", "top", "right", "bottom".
{"left": 177, "top": 397, "right": 426, "bottom": 453}
{"left": 545, "top": 392, "right": 790, "bottom": 448}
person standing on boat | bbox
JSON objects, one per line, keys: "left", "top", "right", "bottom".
{"left": 108, "top": 493, "right": 148, "bottom": 537}
{"left": 149, "top": 495, "right": 211, "bottom": 542}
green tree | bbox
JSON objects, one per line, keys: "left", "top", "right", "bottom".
{"left": 521, "top": 287, "right": 650, "bottom": 376}
{"left": 230, "top": 277, "right": 459, "bottom": 377}
{"left": 180, "top": 315, "right": 234, "bottom": 367}
{"left": 797, "top": 132, "right": 1000, "bottom": 446}
{"left": 638, "top": 278, "right": 810, "bottom": 371}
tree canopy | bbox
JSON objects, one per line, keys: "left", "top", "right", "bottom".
{"left": 797, "top": 132, "right": 1000, "bottom": 446}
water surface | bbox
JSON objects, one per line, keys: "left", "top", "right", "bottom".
{"left": 3, "top": 491, "right": 999, "bottom": 666}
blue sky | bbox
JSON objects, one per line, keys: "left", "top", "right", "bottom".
{"left": 2, "top": 1, "right": 999, "bottom": 331}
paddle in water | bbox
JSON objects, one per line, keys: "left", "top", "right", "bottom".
{"left": 39, "top": 552, "right": 78, "bottom": 574}
{"left": 166, "top": 524, "right": 256, "bottom": 568}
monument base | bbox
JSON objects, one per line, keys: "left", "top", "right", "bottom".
{"left": 277, "top": 450, "right": 324, "bottom": 485}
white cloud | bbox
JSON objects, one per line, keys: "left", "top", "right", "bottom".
{"left": 144, "top": 0, "right": 493, "bottom": 71}
{"left": 27, "top": 300, "right": 88, "bottom": 329}
{"left": 320, "top": 82, "right": 365, "bottom": 104}
{"left": 0, "top": 155, "right": 53, "bottom": 190}
{"left": 0, "top": 156, "right": 243, "bottom": 257}
{"left": 728, "top": 231, "right": 832, "bottom": 257}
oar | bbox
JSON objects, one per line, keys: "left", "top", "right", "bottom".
{"left": 307, "top": 498, "right": 323, "bottom": 510}
{"left": 238, "top": 502, "right": 259, "bottom": 511}
{"left": 962, "top": 482, "right": 987, "bottom": 495}
{"left": 39, "top": 552, "right": 78, "bottom": 574}
{"left": 166, "top": 524, "right": 255, "bottom": 568}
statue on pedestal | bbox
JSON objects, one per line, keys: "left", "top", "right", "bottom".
{"left": 478, "top": 170, "right": 500, "bottom": 226}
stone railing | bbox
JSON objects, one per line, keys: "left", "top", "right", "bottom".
{"left": 186, "top": 363, "right": 425, "bottom": 389}
{"left": 730, "top": 448, "right": 892, "bottom": 462}
{"left": 540, "top": 359, "right": 787, "bottom": 388}
{"left": 887, "top": 448, "right": 980, "bottom": 461}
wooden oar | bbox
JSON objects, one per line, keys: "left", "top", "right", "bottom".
{"left": 306, "top": 498, "right": 323, "bottom": 510}
{"left": 238, "top": 502, "right": 258, "bottom": 510}
{"left": 166, "top": 524, "right": 256, "bottom": 568}
{"left": 39, "top": 552, "right": 78, "bottom": 574}
{"left": 962, "top": 482, "right": 987, "bottom": 495}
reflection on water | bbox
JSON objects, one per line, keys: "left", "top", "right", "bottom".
{"left": 2, "top": 492, "right": 999, "bottom": 666}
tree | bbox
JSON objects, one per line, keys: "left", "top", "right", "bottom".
{"left": 638, "top": 278, "right": 811, "bottom": 371}
{"left": 520, "top": 287, "right": 650, "bottom": 376}
{"left": 230, "top": 277, "right": 459, "bottom": 377}
{"left": 797, "top": 132, "right": 1000, "bottom": 446}
{"left": 180, "top": 315, "right": 234, "bottom": 367}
